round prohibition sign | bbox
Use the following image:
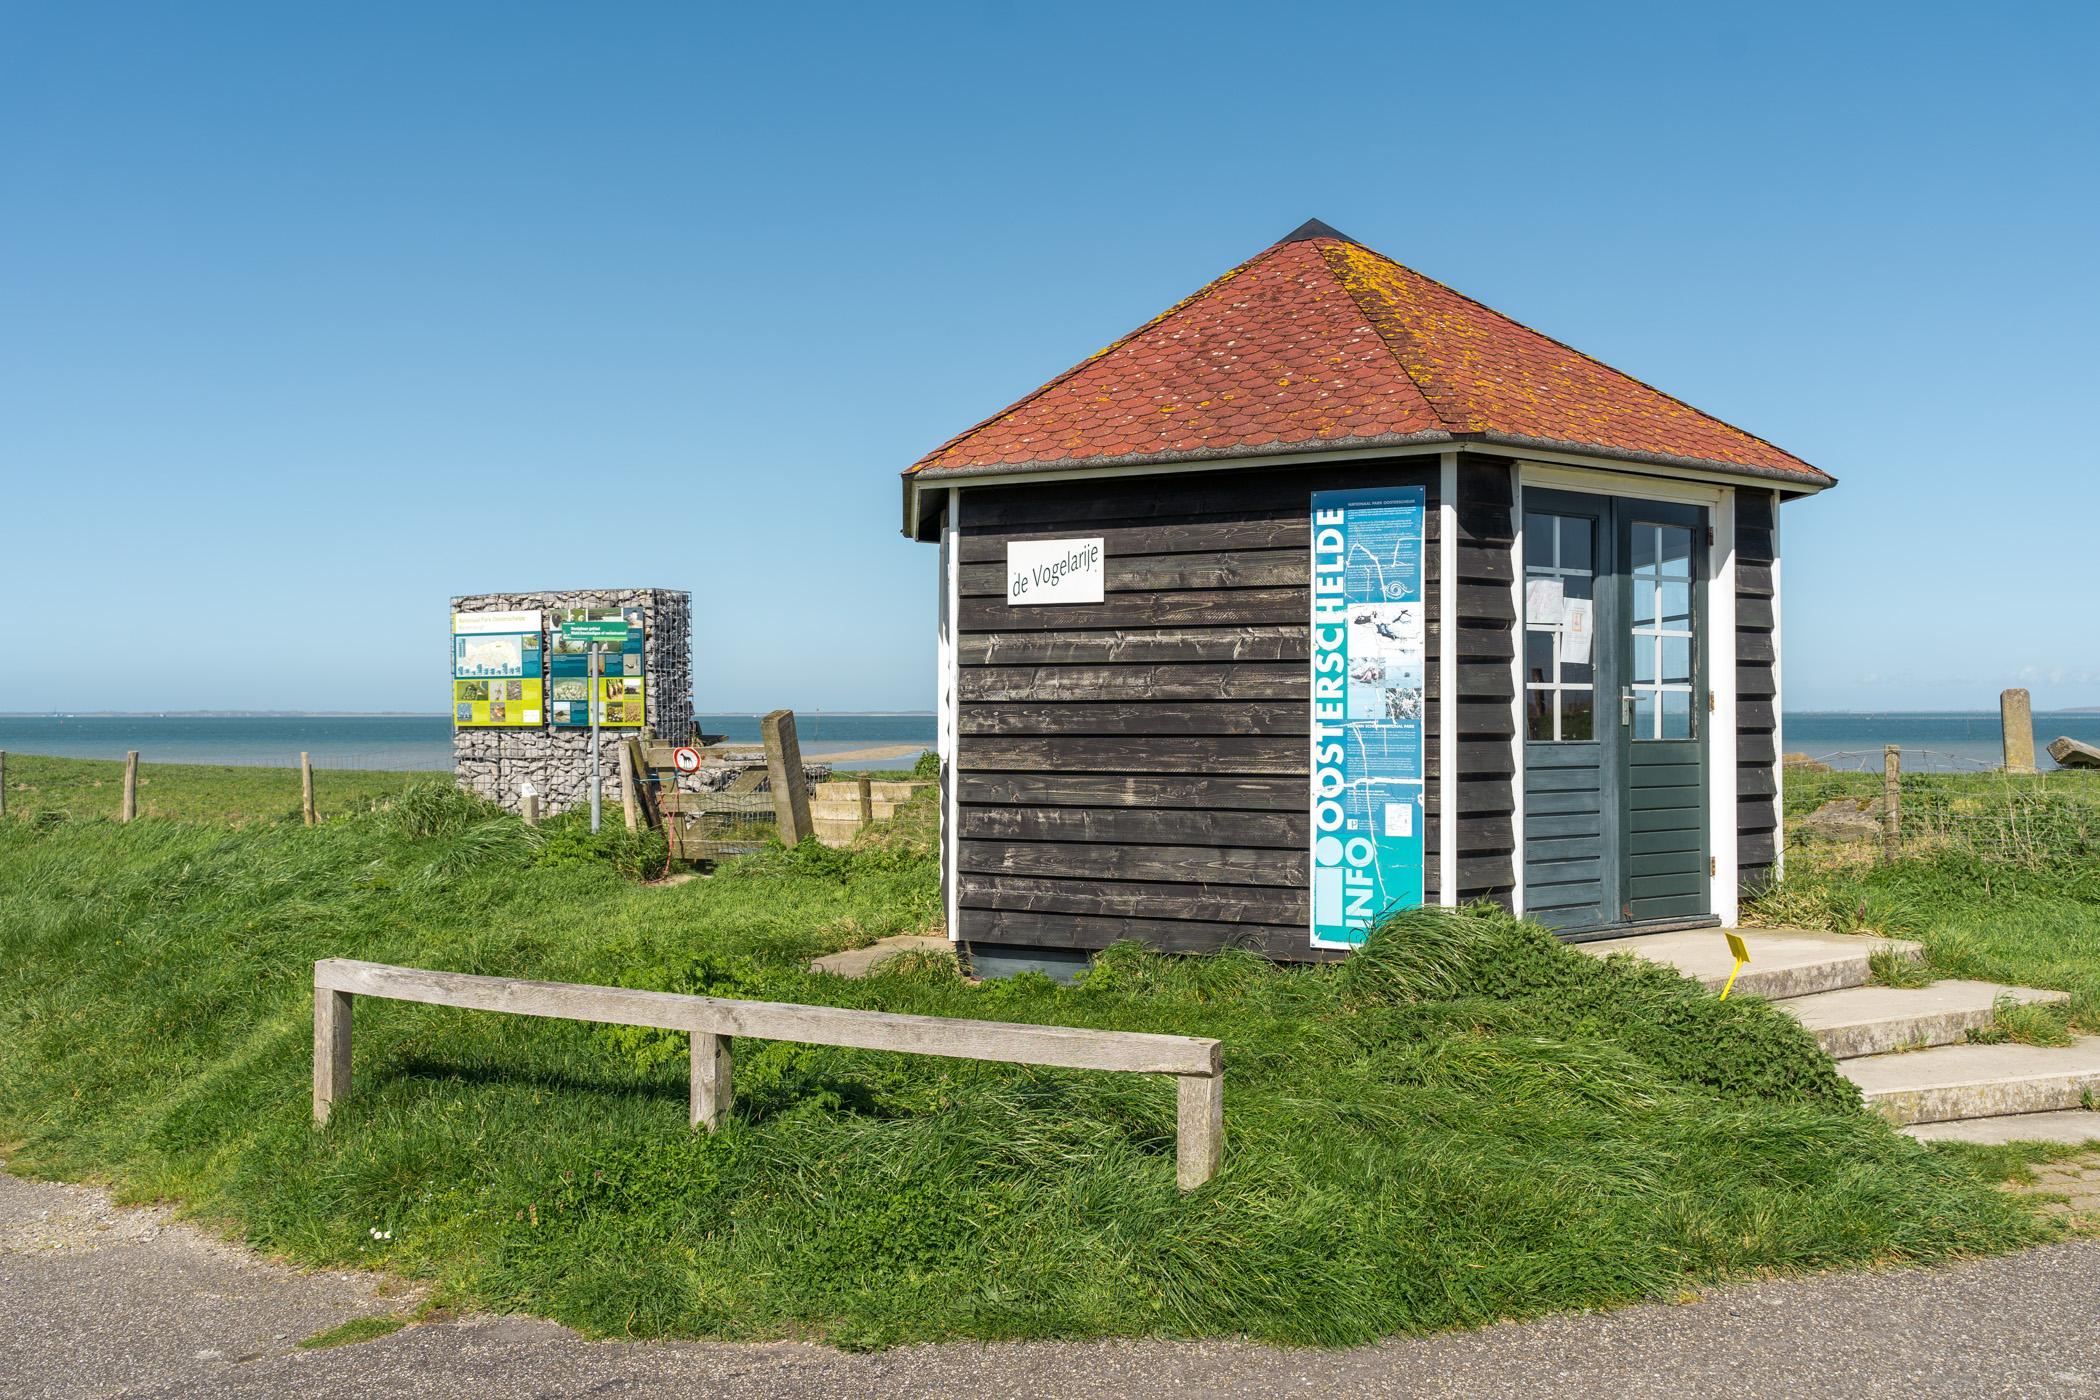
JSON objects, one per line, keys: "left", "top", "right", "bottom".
{"left": 672, "top": 747, "right": 702, "bottom": 774}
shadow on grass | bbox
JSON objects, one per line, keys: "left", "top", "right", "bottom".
{"left": 383, "top": 1055, "right": 899, "bottom": 1124}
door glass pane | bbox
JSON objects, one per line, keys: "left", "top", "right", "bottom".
{"left": 1526, "top": 512, "right": 1556, "bottom": 564}
{"left": 1660, "top": 689, "right": 1692, "bottom": 738}
{"left": 1526, "top": 629, "right": 1554, "bottom": 685}
{"left": 1631, "top": 578, "right": 1655, "bottom": 625}
{"left": 1660, "top": 580, "right": 1690, "bottom": 625}
{"left": 1629, "top": 524, "right": 1656, "bottom": 573}
{"left": 1657, "top": 526, "right": 1693, "bottom": 579}
{"left": 1626, "top": 513, "right": 1700, "bottom": 743}
{"left": 1661, "top": 636, "right": 1692, "bottom": 685}
{"left": 1524, "top": 510, "right": 1596, "bottom": 745}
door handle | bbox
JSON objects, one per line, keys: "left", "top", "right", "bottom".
{"left": 1620, "top": 689, "right": 1634, "bottom": 728}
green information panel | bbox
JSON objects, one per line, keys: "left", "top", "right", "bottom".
{"left": 551, "top": 607, "right": 646, "bottom": 728}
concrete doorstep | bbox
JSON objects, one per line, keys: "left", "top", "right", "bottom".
{"left": 1585, "top": 926, "right": 2100, "bottom": 1147}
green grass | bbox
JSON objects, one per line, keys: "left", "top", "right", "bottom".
{"left": 298, "top": 1315, "right": 408, "bottom": 1349}
{"left": 3, "top": 752, "right": 421, "bottom": 825}
{"left": 0, "top": 775, "right": 2049, "bottom": 1349}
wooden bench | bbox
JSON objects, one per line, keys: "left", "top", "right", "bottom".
{"left": 312, "top": 958, "right": 1225, "bottom": 1189}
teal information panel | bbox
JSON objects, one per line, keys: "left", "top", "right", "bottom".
{"left": 1309, "top": 486, "right": 1427, "bottom": 949}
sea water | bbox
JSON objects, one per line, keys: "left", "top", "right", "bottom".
{"left": 1, "top": 711, "right": 2093, "bottom": 773}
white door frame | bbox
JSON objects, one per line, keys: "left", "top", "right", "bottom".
{"left": 1513, "top": 462, "right": 1739, "bottom": 927}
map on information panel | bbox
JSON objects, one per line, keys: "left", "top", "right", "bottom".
{"left": 1308, "top": 486, "right": 1426, "bottom": 948}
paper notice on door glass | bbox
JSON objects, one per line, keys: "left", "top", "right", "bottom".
{"left": 1525, "top": 577, "right": 1565, "bottom": 625}
{"left": 1562, "top": 597, "right": 1594, "bottom": 665}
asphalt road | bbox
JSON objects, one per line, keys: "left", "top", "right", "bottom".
{"left": 5, "top": 1165, "right": 2097, "bottom": 1399}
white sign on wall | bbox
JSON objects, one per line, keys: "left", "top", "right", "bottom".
{"left": 1006, "top": 538, "right": 1105, "bottom": 606}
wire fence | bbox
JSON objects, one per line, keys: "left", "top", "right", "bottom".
{"left": 1785, "top": 747, "right": 2100, "bottom": 868}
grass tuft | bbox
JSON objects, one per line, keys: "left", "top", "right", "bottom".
{"left": 1869, "top": 945, "right": 1934, "bottom": 989}
{"left": 298, "top": 1315, "right": 407, "bottom": 1350}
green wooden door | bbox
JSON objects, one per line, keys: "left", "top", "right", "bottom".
{"left": 1613, "top": 502, "right": 1709, "bottom": 924}
{"left": 1523, "top": 493, "right": 1709, "bottom": 933}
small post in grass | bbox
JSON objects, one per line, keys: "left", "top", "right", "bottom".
{"left": 121, "top": 750, "right": 139, "bottom": 822}
{"left": 1176, "top": 1073, "right": 1225, "bottom": 1190}
{"left": 618, "top": 742, "right": 640, "bottom": 833}
{"left": 1881, "top": 744, "right": 1901, "bottom": 864}
{"left": 857, "top": 773, "right": 874, "bottom": 827}
{"left": 691, "top": 1031, "right": 733, "bottom": 1130}
{"left": 0, "top": 749, "right": 7, "bottom": 819}
{"left": 2000, "top": 688, "right": 2036, "bottom": 775}
{"left": 301, "top": 751, "right": 317, "bottom": 826}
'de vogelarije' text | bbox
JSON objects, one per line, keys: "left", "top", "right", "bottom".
{"left": 1010, "top": 541, "right": 1102, "bottom": 597}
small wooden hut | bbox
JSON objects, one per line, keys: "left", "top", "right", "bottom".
{"left": 901, "top": 220, "right": 1833, "bottom": 977}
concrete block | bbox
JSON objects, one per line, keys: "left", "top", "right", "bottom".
{"left": 1842, "top": 1037, "right": 2100, "bottom": 1125}
{"left": 1577, "top": 927, "right": 1921, "bottom": 1000}
{"left": 1783, "top": 980, "right": 2071, "bottom": 1059}
{"left": 1902, "top": 1110, "right": 2100, "bottom": 1146}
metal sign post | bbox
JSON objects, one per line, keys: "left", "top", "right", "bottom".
{"left": 559, "top": 617, "right": 629, "bottom": 837}
{"left": 589, "top": 643, "right": 602, "bottom": 833}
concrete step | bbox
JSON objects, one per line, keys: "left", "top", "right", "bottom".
{"left": 812, "top": 817, "right": 862, "bottom": 848}
{"left": 1902, "top": 1110, "right": 2100, "bottom": 1146}
{"left": 1578, "top": 927, "right": 1921, "bottom": 999}
{"left": 1782, "top": 980, "right": 2071, "bottom": 1059}
{"left": 1841, "top": 1037, "right": 2100, "bottom": 1125}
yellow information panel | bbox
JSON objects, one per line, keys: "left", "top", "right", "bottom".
{"left": 453, "top": 677, "right": 545, "bottom": 727}
{"left": 549, "top": 675, "right": 645, "bottom": 728}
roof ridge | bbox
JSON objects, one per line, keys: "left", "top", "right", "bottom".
{"left": 1306, "top": 239, "right": 1459, "bottom": 435}
{"left": 910, "top": 240, "right": 1299, "bottom": 473}
{"left": 1327, "top": 240, "right": 1817, "bottom": 473}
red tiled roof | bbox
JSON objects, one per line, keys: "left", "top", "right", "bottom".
{"left": 908, "top": 221, "right": 1830, "bottom": 486}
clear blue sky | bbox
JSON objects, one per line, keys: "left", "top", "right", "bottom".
{"left": 5, "top": 2, "right": 2095, "bottom": 714}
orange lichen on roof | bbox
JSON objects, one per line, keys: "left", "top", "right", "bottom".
{"left": 907, "top": 223, "right": 1828, "bottom": 485}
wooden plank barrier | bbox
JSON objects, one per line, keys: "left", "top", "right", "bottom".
{"left": 311, "top": 958, "right": 1225, "bottom": 1189}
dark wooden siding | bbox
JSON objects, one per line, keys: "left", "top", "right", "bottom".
{"left": 953, "top": 457, "right": 1474, "bottom": 964}
{"left": 1735, "top": 488, "right": 1781, "bottom": 894}
{"left": 1449, "top": 457, "right": 1518, "bottom": 905}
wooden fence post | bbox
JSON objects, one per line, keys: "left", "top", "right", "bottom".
{"left": 301, "top": 751, "right": 317, "bottom": 826}
{"left": 760, "top": 709, "right": 813, "bottom": 845}
{"left": 1177, "top": 1073, "right": 1224, "bottom": 1190}
{"left": 121, "top": 751, "right": 139, "bottom": 823}
{"left": 0, "top": 749, "right": 7, "bottom": 820}
{"left": 618, "top": 742, "right": 640, "bottom": 833}
{"left": 2000, "top": 688, "right": 2036, "bottom": 775}
{"left": 691, "top": 1031, "right": 733, "bottom": 1130}
{"left": 313, "top": 976, "right": 353, "bottom": 1124}
{"left": 1881, "top": 744, "right": 1901, "bottom": 863}
{"left": 857, "top": 774, "right": 874, "bottom": 826}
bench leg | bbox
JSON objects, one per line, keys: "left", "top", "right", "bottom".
{"left": 314, "top": 986, "right": 352, "bottom": 1125}
{"left": 691, "top": 1031, "right": 733, "bottom": 1130}
{"left": 1175, "top": 1073, "right": 1223, "bottom": 1190}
